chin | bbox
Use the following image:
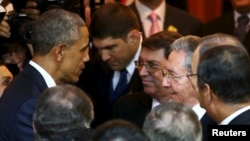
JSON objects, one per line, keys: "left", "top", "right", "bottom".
{"left": 143, "top": 87, "right": 155, "bottom": 95}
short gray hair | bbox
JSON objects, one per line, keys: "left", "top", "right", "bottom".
{"left": 31, "top": 8, "right": 86, "bottom": 56}
{"left": 143, "top": 102, "right": 202, "bottom": 141}
{"left": 169, "top": 35, "right": 200, "bottom": 73}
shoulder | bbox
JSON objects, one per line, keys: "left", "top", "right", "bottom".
{"left": 166, "top": 4, "right": 202, "bottom": 23}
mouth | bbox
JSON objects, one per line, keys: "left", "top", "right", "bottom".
{"left": 141, "top": 78, "right": 154, "bottom": 86}
{"left": 166, "top": 88, "right": 176, "bottom": 95}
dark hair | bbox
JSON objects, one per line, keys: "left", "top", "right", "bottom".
{"left": 142, "top": 31, "right": 182, "bottom": 57}
{"left": 90, "top": 2, "right": 140, "bottom": 40}
{"left": 197, "top": 45, "right": 250, "bottom": 104}
{"left": 33, "top": 84, "right": 94, "bottom": 141}
{"left": 92, "top": 119, "right": 150, "bottom": 141}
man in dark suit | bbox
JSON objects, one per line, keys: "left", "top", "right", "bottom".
{"left": 129, "top": 0, "right": 202, "bottom": 38}
{"left": 114, "top": 31, "right": 182, "bottom": 128}
{"left": 197, "top": 45, "right": 250, "bottom": 125}
{"left": 81, "top": 3, "right": 143, "bottom": 128}
{"left": 190, "top": 33, "right": 246, "bottom": 141}
{"left": 0, "top": 9, "right": 90, "bottom": 141}
{"left": 202, "top": 0, "right": 250, "bottom": 53}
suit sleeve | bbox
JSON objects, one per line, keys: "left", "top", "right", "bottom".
{"left": 16, "top": 98, "right": 37, "bottom": 141}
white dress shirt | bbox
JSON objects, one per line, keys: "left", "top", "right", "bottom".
{"left": 112, "top": 36, "right": 142, "bottom": 90}
{"left": 29, "top": 60, "right": 56, "bottom": 88}
{"left": 135, "top": 0, "right": 166, "bottom": 38}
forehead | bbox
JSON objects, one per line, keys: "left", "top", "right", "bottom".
{"left": 74, "top": 26, "right": 89, "bottom": 49}
{"left": 140, "top": 48, "right": 164, "bottom": 59}
{"left": 167, "top": 50, "right": 186, "bottom": 71}
{"left": 168, "top": 50, "right": 186, "bottom": 63}
{"left": 92, "top": 37, "right": 121, "bottom": 49}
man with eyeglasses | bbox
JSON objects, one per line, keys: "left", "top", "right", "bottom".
{"left": 162, "top": 35, "right": 215, "bottom": 141}
{"left": 114, "top": 30, "right": 182, "bottom": 128}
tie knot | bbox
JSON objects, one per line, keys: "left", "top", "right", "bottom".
{"left": 148, "top": 12, "right": 159, "bottom": 22}
{"left": 238, "top": 15, "right": 249, "bottom": 26}
{"left": 120, "top": 69, "right": 127, "bottom": 76}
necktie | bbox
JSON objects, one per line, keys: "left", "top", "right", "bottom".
{"left": 109, "top": 69, "right": 129, "bottom": 107}
{"left": 148, "top": 12, "right": 160, "bottom": 36}
{"left": 234, "top": 15, "right": 249, "bottom": 42}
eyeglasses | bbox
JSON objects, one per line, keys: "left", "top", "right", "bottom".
{"left": 161, "top": 69, "right": 197, "bottom": 82}
{"left": 134, "top": 60, "right": 164, "bottom": 73}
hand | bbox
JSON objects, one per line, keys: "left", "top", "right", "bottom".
{"left": 0, "top": 15, "right": 11, "bottom": 38}
{"left": 20, "top": 1, "right": 40, "bottom": 20}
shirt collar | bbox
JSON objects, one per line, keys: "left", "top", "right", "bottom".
{"left": 29, "top": 60, "right": 56, "bottom": 88}
{"left": 135, "top": 0, "right": 166, "bottom": 23}
{"left": 192, "top": 103, "right": 206, "bottom": 120}
{"left": 234, "top": 10, "right": 250, "bottom": 25}
{"left": 220, "top": 105, "right": 250, "bottom": 125}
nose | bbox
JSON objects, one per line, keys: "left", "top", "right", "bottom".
{"left": 83, "top": 54, "right": 90, "bottom": 62}
{"left": 162, "top": 76, "right": 171, "bottom": 87}
{"left": 84, "top": 49, "right": 90, "bottom": 62}
{"left": 99, "top": 49, "right": 110, "bottom": 61}
{"left": 138, "top": 65, "right": 149, "bottom": 76}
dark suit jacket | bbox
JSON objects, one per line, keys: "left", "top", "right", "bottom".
{"left": 114, "top": 91, "right": 216, "bottom": 141}
{"left": 0, "top": 64, "right": 48, "bottom": 141}
{"left": 202, "top": 12, "right": 250, "bottom": 54}
{"left": 113, "top": 91, "right": 152, "bottom": 128}
{"left": 78, "top": 58, "right": 143, "bottom": 128}
{"left": 129, "top": 2, "right": 202, "bottom": 38}
{"left": 200, "top": 112, "right": 217, "bottom": 141}
{"left": 229, "top": 109, "right": 250, "bottom": 124}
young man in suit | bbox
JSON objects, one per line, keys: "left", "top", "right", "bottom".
{"left": 114, "top": 31, "right": 182, "bottom": 128}
{"left": 202, "top": 0, "right": 250, "bottom": 54}
{"left": 129, "top": 0, "right": 202, "bottom": 38}
{"left": 82, "top": 2, "right": 143, "bottom": 128}
{"left": 0, "top": 9, "right": 90, "bottom": 141}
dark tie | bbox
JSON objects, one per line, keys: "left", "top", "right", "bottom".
{"left": 234, "top": 15, "right": 249, "bottom": 42}
{"left": 109, "top": 69, "right": 129, "bottom": 108}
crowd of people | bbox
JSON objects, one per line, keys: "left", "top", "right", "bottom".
{"left": 0, "top": 0, "right": 250, "bottom": 141}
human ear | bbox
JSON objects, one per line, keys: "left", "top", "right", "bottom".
{"left": 53, "top": 44, "right": 65, "bottom": 62}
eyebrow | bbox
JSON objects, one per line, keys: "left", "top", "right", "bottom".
{"left": 104, "top": 44, "right": 117, "bottom": 50}
{"left": 167, "top": 69, "right": 175, "bottom": 74}
{"left": 81, "top": 41, "right": 90, "bottom": 51}
{"left": 146, "top": 60, "right": 162, "bottom": 65}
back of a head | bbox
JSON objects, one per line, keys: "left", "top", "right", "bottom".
{"left": 143, "top": 102, "right": 202, "bottom": 141}
{"left": 90, "top": 2, "right": 140, "bottom": 39}
{"left": 198, "top": 33, "right": 247, "bottom": 57}
{"left": 31, "top": 8, "right": 86, "bottom": 56}
{"left": 92, "top": 119, "right": 150, "bottom": 141}
{"left": 33, "top": 84, "right": 94, "bottom": 141}
{"left": 198, "top": 45, "right": 250, "bottom": 104}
